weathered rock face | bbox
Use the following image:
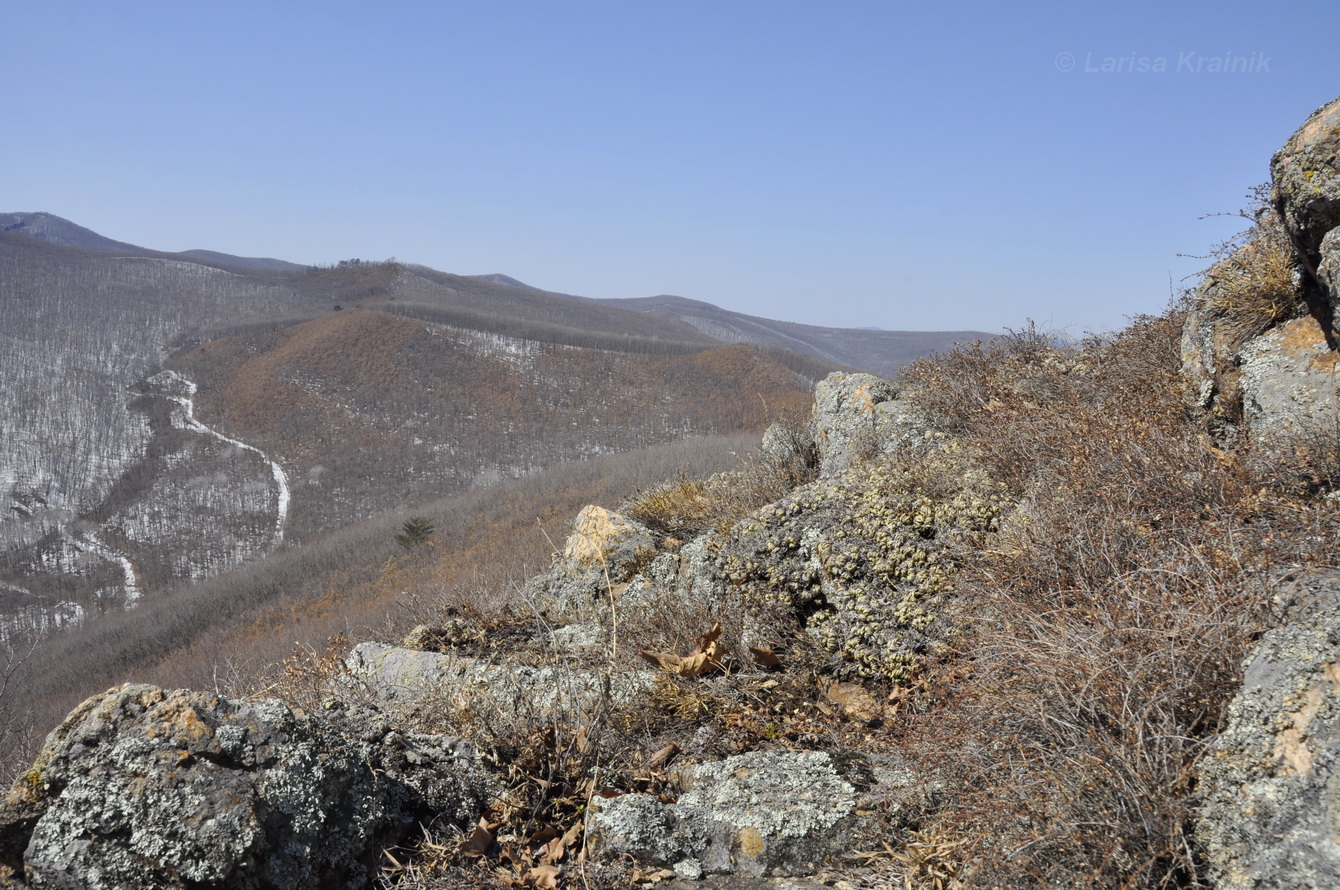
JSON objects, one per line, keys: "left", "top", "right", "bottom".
{"left": 346, "top": 641, "right": 655, "bottom": 733}
{"left": 711, "top": 449, "right": 1007, "bottom": 683}
{"left": 1183, "top": 96, "right": 1340, "bottom": 448}
{"left": 586, "top": 750, "right": 862, "bottom": 878}
{"left": 1272, "top": 95, "right": 1340, "bottom": 281}
{"left": 810, "top": 373, "right": 933, "bottom": 477}
{"left": 1198, "top": 570, "right": 1340, "bottom": 889}
{"left": 1238, "top": 316, "right": 1340, "bottom": 460}
{"left": 0, "top": 683, "right": 486, "bottom": 890}
{"left": 524, "top": 505, "right": 658, "bottom": 618}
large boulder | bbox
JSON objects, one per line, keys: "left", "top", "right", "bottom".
{"left": 0, "top": 683, "right": 485, "bottom": 890}
{"left": 1197, "top": 570, "right": 1340, "bottom": 889}
{"left": 1272, "top": 95, "right": 1340, "bottom": 278}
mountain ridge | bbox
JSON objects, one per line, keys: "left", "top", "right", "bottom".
{"left": 3, "top": 211, "right": 992, "bottom": 375}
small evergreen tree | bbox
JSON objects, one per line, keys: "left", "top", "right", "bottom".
{"left": 395, "top": 516, "right": 435, "bottom": 550}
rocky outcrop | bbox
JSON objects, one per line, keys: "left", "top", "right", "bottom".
{"left": 1198, "top": 570, "right": 1340, "bottom": 889}
{"left": 0, "top": 683, "right": 486, "bottom": 889}
{"left": 586, "top": 750, "right": 862, "bottom": 879}
{"left": 711, "top": 447, "right": 1007, "bottom": 683}
{"left": 1183, "top": 96, "right": 1340, "bottom": 459}
{"left": 810, "top": 373, "right": 934, "bottom": 477}
{"left": 1272, "top": 96, "right": 1340, "bottom": 298}
{"left": 523, "top": 505, "right": 658, "bottom": 618}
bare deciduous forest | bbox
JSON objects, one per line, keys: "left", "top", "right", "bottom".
{"left": 1, "top": 216, "right": 962, "bottom": 785}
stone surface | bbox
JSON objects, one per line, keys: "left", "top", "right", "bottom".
{"left": 523, "top": 505, "right": 658, "bottom": 618}
{"left": 1272, "top": 94, "right": 1340, "bottom": 272}
{"left": 811, "top": 373, "right": 932, "bottom": 477}
{"left": 1238, "top": 315, "right": 1340, "bottom": 459}
{"left": 587, "top": 750, "right": 864, "bottom": 878}
{"left": 0, "top": 683, "right": 484, "bottom": 890}
{"left": 346, "top": 642, "right": 654, "bottom": 731}
{"left": 710, "top": 451, "right": 1007, "bottom": 683}
{"left": 1180, "top": 271, "right": 1254, "bottom": 435}
{"left": 1197, "top": 570, "right": 1340, "bottom": 889}
{"left": 562, "top": 505, "right": 657, "bottom": 573}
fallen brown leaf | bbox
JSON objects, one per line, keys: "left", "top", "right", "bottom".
{"left": 462, "top": 817, "right": 495, "bottom": 858}
{"left": 525, "top": 864, "right": 561, "bottom": 889}
{"left": 638, "top": 623, "right": 726, "bottom": 677}
{"left": 644, "top": 742, "right": 679, "bottom": 771}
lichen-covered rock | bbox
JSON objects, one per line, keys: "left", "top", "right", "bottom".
{"left": 1238, "top": 315, "right": 1340, "bottom": 463}
{"left": 1180, "top": 271, "right": 1258, "bottom": 436}
{"left": 1198, "top": 569, "right": 1340, "bottom": 889}
{"left": 759, "top": 421, "right": 817, "bottom": 470}
{"left": 562, "top": 505, "right": 657, "bottom": 572}
{"left": 0, "top": 683, "right": 482, "bottom": 890}
{"left": 587, "top": 750, "right": 862, "bottom": 878}
{"left": 346, "top": 642, "right": 654, "bottom": 732}
{"left": 1272, "top": 94, "right": 1340, "bottom": 275}
{"left": 711, "top": 447, "right": 1007, "bottom": 682}
{"left": 524, "top": 506, "right": 658, "bottom": 617}
{"left": 810, "top": 373, "right": 934, "bottom": 477}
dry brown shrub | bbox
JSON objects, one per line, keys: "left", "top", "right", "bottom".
{"left": 623, "top": 425, "right": 816, "bottom": 539}
{"left": 1200, "top": 206, "right": 1302, "bottom": 351}
{"left": 621, "top": 474, "right": 712, "bottom": 538}
{"left": 892, "top": 308, "right": 1329, "bottom": 887}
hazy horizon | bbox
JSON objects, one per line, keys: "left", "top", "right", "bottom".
{"left": 4, "top": 0, "right": 1337, "bottom": 334}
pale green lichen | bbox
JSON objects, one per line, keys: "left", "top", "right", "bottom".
{"left": 714, "top": 445, "right": 1009, "bottom": 682}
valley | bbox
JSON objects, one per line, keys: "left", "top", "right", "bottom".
{"left": 0, "top": 214, "right": 986, "bottom": 773}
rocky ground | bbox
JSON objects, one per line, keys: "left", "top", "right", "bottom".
{"left": 8, "top": 94, "right": 1340, "bottom": 889}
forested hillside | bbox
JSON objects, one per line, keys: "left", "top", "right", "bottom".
{"left": 1, "top": 215, "right": 978, "bottom": 675}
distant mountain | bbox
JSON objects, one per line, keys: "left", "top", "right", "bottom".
{"left": 468, "top": 273, "right": 548, "bottom": 291}
{"left": 0, "top": 213, "right": 991, "bottom": 636}
{"left": 603, "top": 294, "right": 989, "bottom": 379}
{"left": 0, "top": 212, "right": 304, "bottom": 273}
{"left": 0, "top": 211, "right": 148, "bottom": 254}
{"left": 178, "top": 249, "right": 305, "bottom": 273}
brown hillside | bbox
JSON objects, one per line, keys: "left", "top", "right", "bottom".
{"left": 172, "top": 309, "right": 813, "bottom": 540}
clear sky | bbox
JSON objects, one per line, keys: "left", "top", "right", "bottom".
{"left": 4, "top": 1, "right": 1338, "bottom": 334}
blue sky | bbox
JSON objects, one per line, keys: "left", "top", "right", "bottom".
{"left": 4, "top": 1, "right": 1338, "bottom": 333}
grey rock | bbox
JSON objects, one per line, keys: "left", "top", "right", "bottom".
{"left": 619, "top": 537, "right": 725, "bottom": 628}
{"left": 586, "top": 792, "right": 705, "bottom": 866}
{"left": 711, "top": 456, "right": 1007, "bottom": 683}
{"left": 810, "top": 373, "right": 934, "bottom": 477}
{"left": 1197, "top": 569, "right": 1340, "bottom": 889}
{"left": 548, "top": 621, "right": 608, "bottom": 654}
{"left": 1318, "top": 226, "right": 1340, "bottom": 305}
{"left": 759, "top": 422, "right": 817, "bottom": 469}
{"left": 1271, "top": 94, "right": 1340, "bottom": 279}
{"left": 1180, "top": 272, "right": 1250, "bottom": 435}
{"left": 0, "top": 683, "right": 485, "bottom": 890}
{"left": 1238, "top": 317, "right": 1340, "bottom": 463}
{"left": 586, "top": 750, "right": 867, "bottom": 878}
{"left": 346, "top": 642, "right": 655, "bottom": 732}
{"left": 523, "top": 505, "right": 658, "bottom": 618}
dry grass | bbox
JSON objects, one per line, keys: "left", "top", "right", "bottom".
{"left": 1200, "top": 206, "right": 1302, "bottom": 350}
{"left": 895, "top": 309, "right": 1336, "bottom": 887}
{"left": 623, "top": 422, "right": 816, "bottom": 538}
